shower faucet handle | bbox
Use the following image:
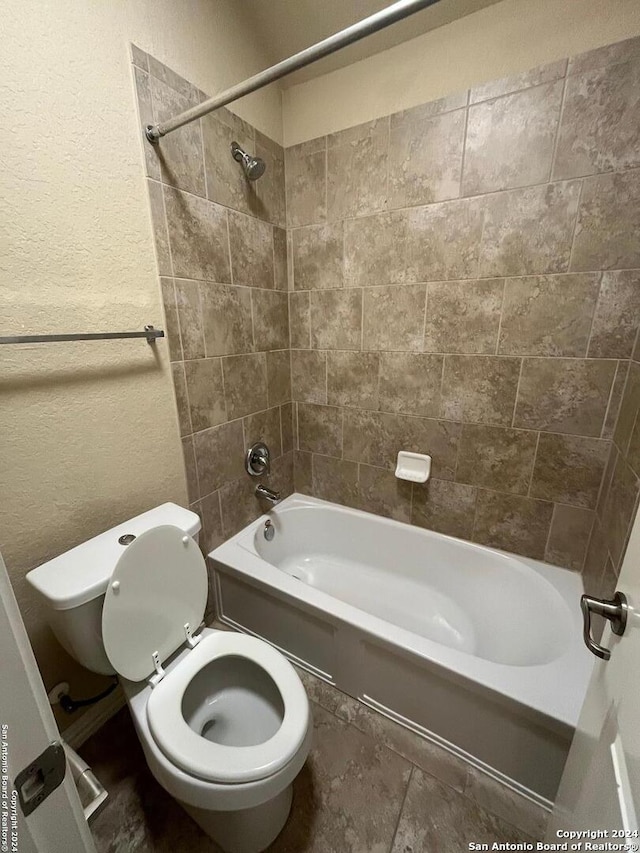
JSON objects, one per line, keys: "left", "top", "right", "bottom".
{"left": 246, "top": 442, "right": 271, "bottom": 477}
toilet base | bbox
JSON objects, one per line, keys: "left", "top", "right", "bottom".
{"left": 180, "top": 783, "right": 293, "bottom": 853}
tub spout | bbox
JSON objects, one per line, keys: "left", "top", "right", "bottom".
{"left": 255, "top": 484, "right": 280, "bottom": 505}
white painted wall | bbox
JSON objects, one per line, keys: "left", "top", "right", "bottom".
{"left": 282, "top": 0, "right": 640, "bottom": 145}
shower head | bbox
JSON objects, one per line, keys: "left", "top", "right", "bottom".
{"left": 231, "top": 141, "right": 266, "bottom": 181}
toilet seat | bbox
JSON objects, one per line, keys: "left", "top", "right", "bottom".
{"left": 146, "top": 631, "right": 310, "bottom": 784}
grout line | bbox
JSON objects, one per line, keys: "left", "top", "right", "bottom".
{"left": 527, "top": 431, "right": 542, "bottom": 497}
{"left": 510, "top": 358, "right": 525, "bottom": 428}
{"left": 421, "top": 284, "right": 429, "bottom": 352}
{"left": 543, "top": 502, "right": 558, "bottom": 560}
{"left": 494, "top": 279, "right": 507, "bottom": 355}
{"left": 567, "top": 178, "right": 585, "bottom": 272}
{"left": 548, "top": 71, "right": 569, "bottom": 183}
{"left": 389, "top": 764, "right": 414, "bottom": 853}
{"left": 600, "top": 359, "right": 624, "bottom": 440}
{"left": 459, "top": 102, "right": 470, "bottom": 197}
{"left": 150, "top": 263, "right": 640, "bottom": 291}
{"left": 585, "top": 272, "right": 604, "bottom": 359}
{"left": 146, "top": 161, "right": 640, "bottom": 229}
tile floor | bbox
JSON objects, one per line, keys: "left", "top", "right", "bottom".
{"left": 80, "top": 661, "right": 548, "bottom": 853}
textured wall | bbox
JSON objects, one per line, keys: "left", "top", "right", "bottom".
{"left": 283, "top": 0, "right": 640, "bottom": 145}
{"left": 287, "top": 35, "right": 640, "bottom": 572}
{"left": 0, "top": 0, "right": 281, "bottom": 727}
{"left": 134, "top": 49, "right": 294, "bottom": 557}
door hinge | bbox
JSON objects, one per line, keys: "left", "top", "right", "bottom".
{"left": 15, "top": 741, "right": 66, "bottom": 817}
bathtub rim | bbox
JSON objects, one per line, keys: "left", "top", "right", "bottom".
{"left": 209, "top": 493, "right": 592, "bottom": 731}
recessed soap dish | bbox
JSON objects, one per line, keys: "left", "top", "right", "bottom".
{"left": 395, "top": 451, "right": 431, "bottom": 483}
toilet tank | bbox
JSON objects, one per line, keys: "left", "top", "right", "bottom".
{"left": 26, "top": 503, "right": 201, "bottom": 675}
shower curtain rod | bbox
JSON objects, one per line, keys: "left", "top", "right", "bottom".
{"left": 145, "top": 0, "right": 442, "bottom": 143}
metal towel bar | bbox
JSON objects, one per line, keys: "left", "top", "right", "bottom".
{"left": 0, "top": 325, "right": 164, "bottom": 346}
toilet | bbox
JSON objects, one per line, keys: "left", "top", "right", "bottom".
{"left": 26, "top": 503, "right": 312, "bottom": 853}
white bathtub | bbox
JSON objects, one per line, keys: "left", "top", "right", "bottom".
{"left": 210, "top": 494, "right": 592, "bottom": 805}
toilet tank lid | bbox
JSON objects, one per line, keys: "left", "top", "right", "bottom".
{"left": 26, "top": 503, "right": 202, "bottom": 611}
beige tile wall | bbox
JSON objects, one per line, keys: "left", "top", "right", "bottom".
{"left": 287, "top": 36, "right": 640, "bottom": 572}
{"left": 135, "top": 38, "right": 640, "bottom": 578}
{"left": 132, "top": 48, "right": 293, "bottom": 558}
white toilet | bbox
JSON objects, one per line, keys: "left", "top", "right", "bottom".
{"left": 27, "top": 503, "right": 312, "bottom": 853}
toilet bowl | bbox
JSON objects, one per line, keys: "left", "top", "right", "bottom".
{"left": 26, "top": 509, "right": 312, "bottom": 853}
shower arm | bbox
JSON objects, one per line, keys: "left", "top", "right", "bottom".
{"left": 145, "top": 0, "right": 442, "bottom": 143}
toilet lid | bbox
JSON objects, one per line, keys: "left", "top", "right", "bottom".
{"left": 102, "top": 525, "right": 207, "bottom": 681}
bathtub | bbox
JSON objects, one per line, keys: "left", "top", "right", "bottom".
{"left": 210, "top": 494, "right": 592, "bottom": 806}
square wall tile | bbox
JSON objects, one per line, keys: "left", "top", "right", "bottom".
{"left": 163, "top": 186, "right": 230, "bottom": 282}
{"left": 289, "top": 291, "right": 310, "bottom": 349}
{"left": 389, "top": 108, "right": 465, "bottom": 207}
{"left": 252, "top": 289, "right": 289, "bottom": 351}
{"left": 147, "top": 180, "right": 171, "bottom": 275}
{"left": 294, "top": 450, "right": 313, "bottom": 493}
{"left": 201, "top": 282, "right": 252, "bottom": 356}
{"left": 412, "top": 479, "right": 477, "bottom": 539}
{"left": 273, "top": 227, "right": 288, "bottom": 290}
{"left": 546, "top": 505, "right": 594, "bottom": 572}
{"left": 292, "top": 224, "right": 343, "bottom": 290}
{"left": 222, "top": 353, "right": 268, "bottom": 419}
{"left": 456, "top": 424, "right": 537, "bottom": 495}
{"left": 473, "top": 490, "right": 554, "bottom": 560}
{"left": 297, "top": 403, "right": 342, "bottom": 456}
{"left": 358, "top": 465, "right": 413, "bottom": 522}
{"left": 363, "top": 285, "right": 426, "bottom": 351}
{"left": 291, "top": 350, "right": 327, "bottom": 404}
{"left": 479, "top": 182, "right": 581, "bottom": 277}
{"left": 498, "top": 274, "right": 600, "bottom": 357}
{"left": 266, "top": 350, "right": 291, "bottom": 406}
{"left": 424, "top": 279, "right": 504, "bottom": 354}
{"left": 285, "top": 138, "right": 326, "bottom": 227}
{"left": 312, "top": 454, "right": 359, "bottom": 507}
{"left": 553, "top": 51, "right": 640, "bottom": 179}
{"left": 378, "top": 353, "right": 443, "bottom": 418}
{"left": 160, "top": 277, "right": 182, "bottom": 361}
{"left": 530, "top": 433, "right": 610, "bottom": 508}
{"left": 280, "top": 403, "right": 294, "bottom": 454}
{"left": 310, "top": 289, "right": 362, "bottom": 350}
{"left": 149, "top": 74, "right": 206, "bottom": 197}
{"left": 600, "top": 454, "right": 640, "bottom": 567}
{"left": 406, "top": 197, "right": 484, "bottom": 282}
{"left": 463, "top": 81, "right": 563, "bottom": 196}
{"left": 588, "top": 271, "right": 640, "bottom": 359}
{"left": 514, "top": 358, "right": 616, "bottom": 436}
{"left": 174, "top": 278, "right": 205, "bottom": 360}
{"left": 184, "top": 358, "right": 226, "bottom": 432}
{"left": 344, "top": 212, "right": 407, "bottom": 287}
{"left": 228, "top": 211, "right": 274, "bottom": 288}
{"left": 327, "top": 351, "right": 380, "bottom": 410}
{"left": 181, "top": 436, "right": 199, "bottom": 503}
{"left": 327, "top": 120, "right": 389, "bottom": 220}
{"left": 440, "top": 356, "right": 521, "bottom": 426}
{"left": 193, "top": 420, "right": 245, "bottom": 495}
{"left": 171, "top": 362, "right": 191, "bottom": 436}
{"left": 613, "top": 361, "right": 640, "bottom": 455}
{"left": 571, "top": 170, "right": 640, "bottom": 271}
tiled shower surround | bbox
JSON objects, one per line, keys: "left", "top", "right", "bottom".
{"left": 133, "top": 36, "right": 640, "bottom": 591}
